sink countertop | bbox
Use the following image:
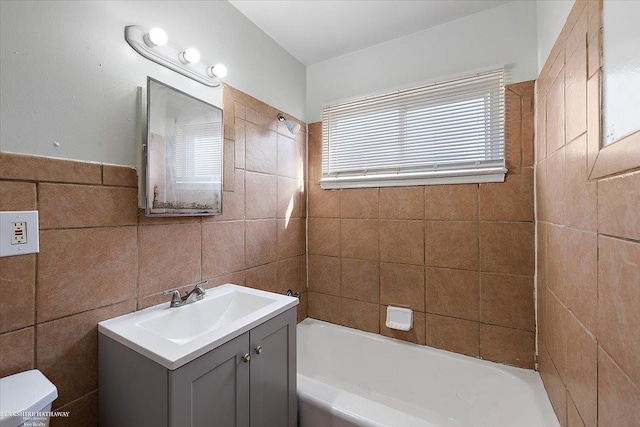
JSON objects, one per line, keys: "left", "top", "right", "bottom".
{"left": 98, "top": 284, "right": 299, "bottom": 370}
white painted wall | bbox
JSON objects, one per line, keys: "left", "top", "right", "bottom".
{"left": 0, "top": 1, "right": 305, "bottom": 166}
{"left": 536, "top": 0, "right": 574, "bottom": 72}
{"left": 306, "top": 1, "right": 539, "bottom": 122}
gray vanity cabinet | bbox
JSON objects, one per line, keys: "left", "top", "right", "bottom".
{"left": 99, "top": 308, "right": 297, "bottom": 427}
{"left": 170, "top": 332, "right": 250, "bottom": 426}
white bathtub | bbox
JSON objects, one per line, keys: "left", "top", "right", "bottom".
{"left": 297, "top": 319, "right": 559, "bottom": 427}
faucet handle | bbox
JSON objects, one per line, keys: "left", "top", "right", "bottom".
{"left": 194, "top": 280, "right": 208, "bottom": 295}
{"left": 163, "top": 289, "right": 182, "bottom": 305}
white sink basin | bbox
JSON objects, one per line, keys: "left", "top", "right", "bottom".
{"left": 98, "top": 284, "right": 298, "bottom": 370}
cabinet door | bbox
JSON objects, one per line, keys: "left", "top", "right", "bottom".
{"left": 169, "top": 332, "right": 250, "bottom": 427}
{"left": 249, "top": 309, "right": 297, "bottom": 427}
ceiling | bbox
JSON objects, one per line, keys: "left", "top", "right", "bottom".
{"left": 228, "top": 0, "right": 514, "bottom": 66}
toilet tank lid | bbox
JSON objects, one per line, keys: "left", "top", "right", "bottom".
{"left": 0, "top": 370, "right": 58, "bottom": 427}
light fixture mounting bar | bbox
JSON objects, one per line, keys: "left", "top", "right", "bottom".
{"left": 125, "top": 25, "right": 221, "bottom": 87}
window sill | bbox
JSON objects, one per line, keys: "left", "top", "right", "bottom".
{"left": 320, "top": 168, "right": 507, "bottom": 189}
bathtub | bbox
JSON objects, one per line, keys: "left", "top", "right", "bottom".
{"left": 297, "top": 319, "right": 559, "bottom": 427}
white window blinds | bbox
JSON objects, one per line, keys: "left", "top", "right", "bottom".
{"left": 321, "top": 69, "right": 507, "bottom": 189}
{"left": 174, "top": 121, "right": 223, "bottom": 184}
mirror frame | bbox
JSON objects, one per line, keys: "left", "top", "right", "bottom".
{"left": 588, "top": 0, "right": 640, "bottom": 180}
{"left": 145, "top": 77, "right": 224, "bottom": 217}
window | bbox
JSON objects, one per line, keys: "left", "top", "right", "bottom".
{"left": 321, "top": 69, "right": 506, "bottom": 189}
{"left": 174, "top": 121, "right": 223, "bottom": 186}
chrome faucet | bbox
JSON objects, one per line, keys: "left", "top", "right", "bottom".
{"left": 163, "top": 280, "right": 207, "bottom": 308}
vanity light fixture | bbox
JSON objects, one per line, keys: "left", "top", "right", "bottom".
{"left": 278, "top": 113, "right": 301, "bottom": 135}
{"left": 125, "top": 25, "right": 227, "bottom": 87}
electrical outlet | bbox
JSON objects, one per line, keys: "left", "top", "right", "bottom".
{"left": 11, "top": 221, "right": 27, "bottom": 244}
{"left": 1, "top": 211, "right": 39, "bottom": 257}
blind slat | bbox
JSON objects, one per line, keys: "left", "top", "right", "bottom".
{"left": 322, "top": 69, "right": 505, "bottom": 183}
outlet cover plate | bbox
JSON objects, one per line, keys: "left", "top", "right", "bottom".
{"left": 0, "top": 211, "right": 39, "bottom": 257}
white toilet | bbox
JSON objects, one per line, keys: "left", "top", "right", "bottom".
{"left": 0, "top": 370, "right": 58, "bottom": 427}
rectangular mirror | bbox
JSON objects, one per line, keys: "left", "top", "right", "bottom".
{"left": 146, "top": 77, "right": 223, "bottom": 216}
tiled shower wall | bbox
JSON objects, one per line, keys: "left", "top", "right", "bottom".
{"left": 306, "top": 81, "right": 537, "bottom": 369}
{"left": 0, "top": 86, "right": 307, "bottom": 427}
{"left": 536, "top": 1, "right": 640, "bottom": 426}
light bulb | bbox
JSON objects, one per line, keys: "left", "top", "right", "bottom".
{"left": 180, "top": 48, "right": 200, "bottom": 64}
{"left": 144, "top": 27, "right": 167, "bottom": 47}
{"left": 207, "top": 64, "right": 228, "bottom": 79}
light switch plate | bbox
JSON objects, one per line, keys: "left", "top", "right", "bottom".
{"left": 0, "top": 211, "right": 39, "bottom": 257}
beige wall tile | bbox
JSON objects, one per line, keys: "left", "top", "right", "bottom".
{"left": 308, "top": 292, "right": 341, "bottom": 324}
{"left": 51, "top": 391, "right": 97, "bottom": 427}
{"left": 0, "top": 255, "right": 35, "bottom": 333}
{"left": 479, "top": 169, "right": 534, "bottom": 222}
{"left": 308, "top": 255, "right": 341, "bottom": 296}
{"left": 537, "top": 222, "right": 548, "bottom": 287}
{"left": 379, "top": 220, "right": 424, "bottom": 265}
{"left": 245, "top": 262, "right": 277, "bottom": 293}
{"left": 245, "top": 122, "right": 277, "bottom": 174}
{"left": 547, "top": 224, "right": 567, "bottom": 303}
{"left": 277, "top": 133, "right": 302, "bottom": 179}
{"left": 308, "top": 183, "right": 340, "bottom": 218}
{"left": 0, "top": 327, "right": 34, "bottom": 377}
{"left": 426, "top": 267, "right": 479, "bottom": 321}
{"left": 522, "top": 95, "right": 535, "bottom": 167}
{"left": 567, "top": 396, "right": 586, "bottom": 427}
{"left": 505, "top": 88, "right": 523, "bottom": 172}
{"left": 424, "top": 184, "right": 478, "bottom": 221}
{"left": 223, "top": 138, "right": 236, "bottom": 192}
{"left": 102, "top": 165, "right": 137, "bottom": 187}
{"left": 216, "top": 169, "right": 245, "bottom": 221}
{"left": 341, "top": 258, "right": 379, "bottom": 303}
{"left": 277, "top": 217, "right": 305, "bottom": 260}
{"left": 426, "top": 221, "right": 478, "bottom": 270}
{"left": 425, "top": 314, "right": 479, "bottom": 357}
{"left": 480, "top": 273, "right": 534, "bottom": 331}
{"left": 379, "top": 186, "right": 424, "bottom": 220}
{"left": 277, "top": 255, "right": 306, "bottom": 296}
{"left": 597, "top": 236, "right": 640, "bottom": 385}
{"left": 138, "top": 223, "right": 201, "bottom": 296}
{"left": 598, "top": 170, "right": 640, "bottom": 241}
{"left": 341, "top": 219, "right": 379, "bottom": 260}
{"left": 565, "top": 38, "right": 587, "bottom": 143}
{"left": 0, "top": 181, "right": 37, "bottom": 210}
{"left": 39, "top": 184, "right": 137, "bottom": 229}
{"left": 539, "top": 342, "right": 568, "bottom": 427}
{"left": 38, "top": 227, "right": 137, "bottom": 321}
{"left": 277, "top": 176, "right": 302, "bottom": 219}
{"left": 202, "top": 221, "right": 245, "bottom": 278}
{"left": 380, "top": 308, "right": 426, "bottom": 345}
{"left": 565, "top": 228, "right": 597, "bottom": 332}
{"left": 341, "top": 298, "right": 379, "bottom": 334}
{"left": 380, "top": 262, "right": 425, "bottom": 312}
{"left": 547, "top": 147, "right": 566, "bottom": 224}
{"left": 245, "top": 219, "right": 277, "bottom": 268}
{"left": 245, "top": 108, "right": 277, "bottom": 130}
{"left": 536, "top": 159, "right": 549, "bottom": 221}
{"left": 297, "top": 292, "right": 308, "bottom": 323}
{"left": 566, "top": 314, "right": 597, "bottom": 427}
{"left": 547, "top": 291, "right": 568, "bottom": 382}
{"left": 547, "top": 70, "right": 566, "bottom": 154}
{"left": 480, "top": 222, "right": 534, "bottom": 276}
{"left": 0, "top": 153, "right": 102, "bottom": 184}
{"left": 234, "top": 119, "right": 246, "bottom": 169}
{"left": 479, "top": 324, "right": 535, "bottom": 369}
{"left": 308, "top": 217, "right": 340, "bottom": 256}
{"left": 598, "top": 348, "right": 640, "bottom": 427}
{"left": 537, "top": 96, "right": 548, "bottom": 162}
{"left": 37, "top": 301, "right": 134, "bottom": 407}
{"left": 340, "top": 188, "right": 379, "bottom": 219}
{"left": 564, "top": 136, "right": 597, "bottom": 231}
{"left": 245, "top": 172, "right": 277, "bottom": 219}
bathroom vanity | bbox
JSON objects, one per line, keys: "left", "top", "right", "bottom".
{"left": 98, "top": 284, "right": 298, "bottom": 427}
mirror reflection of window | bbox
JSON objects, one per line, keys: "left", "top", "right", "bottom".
{"left": 146, "top": 78, "right": 224, "bottom": 216}
{"left": 602, "top": 0, "right": 640, "bottom": 147}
